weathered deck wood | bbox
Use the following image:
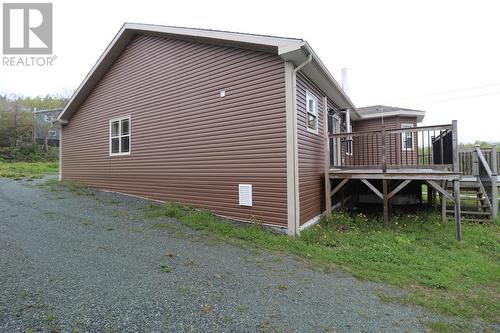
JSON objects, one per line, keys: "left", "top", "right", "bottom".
{"left": 383, "top": 180, "right": 389, "bottom": 226}
{"left": 491, "top": 145, "right": 498, "bottom": 220}
{"left": 387, "top": 179, "right": 412, "bottom": 200}
{"left": 330, "top": 168, "right": 460, "bottom": 181}
{"left": 426, "top": 180, "right": 454, "bottom": 202}
{"left": 452, "top": 120, "right": 462, "bottom": 241}
{"left": 331, "top": 179, "right": 349, "bottom": 197}
{"left": 361, "top": 179, "right": 383, "bottom": 200}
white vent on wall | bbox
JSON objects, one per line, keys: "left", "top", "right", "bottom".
{"left": 238, "top": 184, "right": 252, "bottom": 207}
{"left": 219, "top": 90, "right": 226, "bottom": 97}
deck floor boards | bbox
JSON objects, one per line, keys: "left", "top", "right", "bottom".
{"left": 330, "top": 168, "right": 460, "bottom": 181}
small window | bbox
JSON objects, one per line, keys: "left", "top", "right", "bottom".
{"left": 48, "top": 129, "right": 57, "bottom": 137}
{"left": 305, "top": 91, "right": 318, "bottom": 133}
{"left": 401, "top": 123, "right": 414, "bottom": 151}
{"left": 110, "top": 116, "right": 131, "bottom": 156}
{"left": 346, "top": 139, "right": 353, "bottom": 156}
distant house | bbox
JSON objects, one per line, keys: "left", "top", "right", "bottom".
{"left": 56, "top": 23, "right": 465, "bottom": 236}
{"left": 34, "top": 108, "right": 62, "bottom": 146}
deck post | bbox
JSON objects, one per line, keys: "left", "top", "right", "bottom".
{"left": 452, "top": 120, "right": 459, "bottom": 173}
{"left": 434, "top": 187, "right": 439, "bottom": 211}
{"left": 381, "top": 126, "right": 387, "bottom": 173}
{"left": 452, "top": 120, "right": 461, "bottom": 240}
{"left": 491, "top": 144, "right": 498, "bottom": 221}
{"left": 323, "top": 97, "right": 331, "bottom": 217}
{"left": 427, "top": 187, "right": 433, "bottom": 207}
{"left": 453, "top": 180, "right": 462, "bottom": 241}
{"left": 472, "top": 149, "right": 480, "bottom": 212}
{"left": 383, "top": 179, "right": 389, "bottom": 226}
{"left": 472, "top": 149, "right": 479, "bottom": 177}
{"left": 441, "top": 181, "right": 447, "bottom": 221}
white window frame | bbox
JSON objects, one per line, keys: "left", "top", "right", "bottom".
{"left": 401, "top": 123, "right": 414, "bottom": 151}
{"left": 305, "top": 90, "right": 319, "bottom": 134}
{"left": 109, "top": 116, "right": 131, "bottom": 156}
{"left": 345, "top": 138, "right": 353, "bottom": 156}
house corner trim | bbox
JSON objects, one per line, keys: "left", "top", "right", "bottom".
{"left": 58, "top": 127, "right": 63, "bottom": 181}
{"left": 285, "top": 61, "right": 300, "bottom": 235}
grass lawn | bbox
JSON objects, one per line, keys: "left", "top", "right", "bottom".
{"left": 143, "top": 202, "right": 500, "bottom": 328}
{"left": 0, "top": 160, "right": 58, "bottom": 180}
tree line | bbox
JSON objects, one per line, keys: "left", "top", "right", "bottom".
{"left": 0, "top": 94, "right": 69, "bottom": 147}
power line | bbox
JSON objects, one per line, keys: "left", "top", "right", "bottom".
{"left": 393, "top": 83, "right": 500, "bottom": 101}
{"left": 406, "top": 91, "right": 500, "bottom": 106}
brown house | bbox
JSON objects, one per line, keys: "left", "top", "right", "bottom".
{"left": 57, "top": 24, "right": 467, "bottom": 237}
{"left": 57, "top": 23, "right": 359, "bottom": 235}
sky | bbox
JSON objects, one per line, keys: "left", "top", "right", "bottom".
{"left": 1, "top": 0, "right": 499, "bottom": 143}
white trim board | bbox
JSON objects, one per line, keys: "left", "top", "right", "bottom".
{"left": 298, "top": 200, "right": 345, "bottom": 233}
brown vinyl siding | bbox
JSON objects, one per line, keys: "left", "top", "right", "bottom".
{"left": 351, "top": 116, "right": 418, "bottom": 166}
{"left": 62, "top": 34, "right": 288, "bottom": 227}
{"left": 296, "top": 73, "right": 329, "bottom": 225}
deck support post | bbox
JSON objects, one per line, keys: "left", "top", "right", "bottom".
{"left": 491, "top": 144, "right": 498, "bottom": 221}
{"left": 433, "top": 186, "right": 439, "bottom": 211}
{"left": 453, "top": 180, "right": 462, "bottom": 241}
{"left": 441, "top": 180, "right": 447, "bottom": 221}
{"left": 451, "top": 120, "right": 461, "bottom": 241}
{"left": 323, "top": 97, "right": 332, "bottom": 217}
{"left": 427, "top": 187, "right": 433, "bottom": 207}
{"left": 383, "top": 179, "right": 389, "bottom": 226}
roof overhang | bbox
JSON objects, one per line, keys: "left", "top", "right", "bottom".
{"left": 357, "top": 105, "right": 426, "bottom": 123}
{"left": 360, "top": 110, "right": 426, "bottom": 123}
{"left": 279, "top": 42, "right": 359, "bottom": 119}
{"left": 58, "top": 23, "right": 357, "bottom": 122}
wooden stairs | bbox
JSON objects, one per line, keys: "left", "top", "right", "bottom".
{"left": 445, "top": 181, "right": 494, "bottom": 222}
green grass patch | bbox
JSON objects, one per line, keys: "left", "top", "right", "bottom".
{"left": 421, "top": 319, "right": 472, "bottom": 333}
{"left": 159, "top": 264, "right": 172, "bottom": 273}
{"left": 0, "top": 160, "right": 58, "bottom": 180}
{"left": 42, "top": 179, "right": 95, "bottom": 196}
{"left": 141, "top": 203, "right": 500, "bottom": 324}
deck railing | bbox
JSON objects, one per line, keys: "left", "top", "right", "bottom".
{"left": 459, "top": 148, "right": 500, "bottom": 175}
{"left": 328, "top": 122, "right": 456, "bottom": 171}
{"left": 476, "top": 145, "right": 498, "bottom": 220}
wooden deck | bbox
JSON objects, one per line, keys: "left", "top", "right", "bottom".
{"left": 330, "top": 168, "right": 460, "bottom": 181}
{"left": 323, "top": 120, "right": 464, "bottom": 240}
{"left": 322, "top": 115, "right": 498, "bottom": 241}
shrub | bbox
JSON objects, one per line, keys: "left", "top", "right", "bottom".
{"left": 0, "top": 145, "right": 58, "bottom": 162}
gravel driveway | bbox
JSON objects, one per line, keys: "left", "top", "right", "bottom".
{"left": 0, "top": 177, "right": 444, "bottom": 332}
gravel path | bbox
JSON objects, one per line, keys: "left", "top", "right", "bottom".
{"left": 0, "top": 177, "right": 443, "bottom": 332}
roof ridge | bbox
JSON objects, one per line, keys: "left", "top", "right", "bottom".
{"left": 125, "top": 22, "right": 304, "bottom": 42}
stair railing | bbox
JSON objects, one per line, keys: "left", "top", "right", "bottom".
{"left": 475, "top": 144, "right": 498, "bottom": 221}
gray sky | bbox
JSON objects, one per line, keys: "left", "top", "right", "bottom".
{"left": 1, "top": 0, "right": 499, "bottom": 143}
